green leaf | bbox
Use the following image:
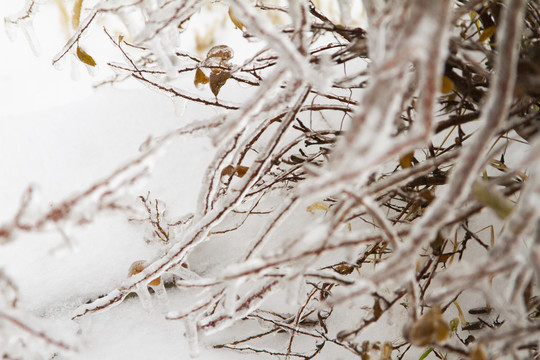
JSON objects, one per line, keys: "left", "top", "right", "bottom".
{"left": 472, "top": 181, "right": 514, "bottom": 219}
{"left": 418, "top": 347, "right": 433, "bottom": 360}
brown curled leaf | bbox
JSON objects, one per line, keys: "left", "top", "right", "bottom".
{"left": 228, "top": 8, "right": 244, "bottom": 30}
{"left": 206, "top": 45, "right": 234, "bottom": 62}
{"left": 76, "top": 45, "right": 96, "bottom": 67}
{"left": 221, "top": 165, "right": 249, "bottom": 178}
{"left": 210, "top": 70, "right": 232, "bottom": 97}
{"left": 194, "top": 68, "right": 209, "bottom": 88}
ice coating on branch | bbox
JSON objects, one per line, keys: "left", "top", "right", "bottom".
{"left": 20, "top": 20, "right": 40, "bottom": 56}
{"left": 149, "top": 280, "right": 169, "bottom": 313}
{"left": 172, "top": 97, "right": 187, "bottom": 118}
{"left": 4, "top": 0, "right": 41, "bottom": 55}
{"left": 184, "top": 315, "right": 200, "bottom": 358}
{"left": 134, "top": 282, "right": 153, "bottom": 311}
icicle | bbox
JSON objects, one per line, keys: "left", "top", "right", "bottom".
{"left": 172, "top": 97, "right": 187, "bottom": 118}
{"left": 70, "top": 55, "right": 81, "bottom": 81}
{"left": 224, "top": 281, "right": 241, "bottom": 316}
{"left": 134, "top": 282, "right": 153, "bottom": 311}
{"left": 337, "top": 0, "right": 351, "bottom": 25}
{"left": 184, "top": 315, "right": 200, "bottom": 358}
{"left": 53, "top": 54, "right": 67, "bottom": 71}
{"left": 4, "top": 19, "right": 17, "bottom": 42}
{"left": 149, "top": 280, "right": 169, "bottom": 313}
{"left": 21, "top": 20, "right": 41, "bottom": 56}
{"left": 285, "top": 274, "right": 306, "bottom": 306}
{"left": 84, "top": 62, "right": 99, "bottom": 77}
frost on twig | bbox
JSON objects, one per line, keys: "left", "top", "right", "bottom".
{"left": 5, "top": 0, "right": 540, "bottom": 359}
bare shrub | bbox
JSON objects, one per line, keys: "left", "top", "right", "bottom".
{"left": 3, "top": 0, "right": 540, "bottom": 359}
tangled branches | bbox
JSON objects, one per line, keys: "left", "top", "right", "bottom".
{"left": 4, "top": 0, "right": 540, "bottom": 359}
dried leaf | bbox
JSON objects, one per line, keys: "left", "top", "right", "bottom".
{"left": 118, "top": 34, "right": 124, "bottom": 44}
{"left": 479, "top": 26, "right": 496, "bottom": 42}
{"left": 228, "top": 8, "right": 244, "bottom": 30}
{"left": 334, "top": 263, "right": 354, "bottom": 275}
{"left": 210, "top": 70, "right": 231, "bottom": 97}
{"left": 469, "top": 345, "right": 487, "bottom": 360}
{"left": 194, "top": 68, "right": 209, "bottom": 88}
{"left": 221, "top": 165, "right": 249, "bottom": 178}
{"left": 399, "top": 151, "right": 415, "bottom": 168}
{"left": 408, "top": 306, "right": 450, "bottom": 346}
{"left": 76, "top": 45, "right": 96, "bottom": 67}
{"left": 72, "top": 0, "right": 84, "bottom": 29}
{"left": 453, "top": 301, "right": 467, "bottom": 326}
{"left": 128, "top": 260, "right": 161, "bottom": 286}
{"left": 235, "top": 165, "right": 249, "bottom": 178}
{"left": 206, "top": 45, "right": 234, "bottom": 61}
{"left": 441, "top": 76, "right": 454, "bottom": 94}
{"left": 306, "top": 201, "right": 329, "bottom": 213}
{"left": 419, "top": 188, "right": 435, "bottom": 203}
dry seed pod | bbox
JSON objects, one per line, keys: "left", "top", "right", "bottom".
{"left": 128, "top": 260, "right": 161, "bottom": 286}
{"left": 407, "top": 306, "right": 450, "bottom": 346}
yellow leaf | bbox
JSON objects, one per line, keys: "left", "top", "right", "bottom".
{"left": 306, "top": 201, "right": 329, "bottom": 213}
{"left": 453, "top": 301, "right": 467, "bottom": 326}
{"left": 399, "top": 151, "right": 415, "bottom": 169}
{"left": 228, "top": 8, "right": 244, "bottom": 30}
{"left": 194, "top": 68, "right": 209, "bottom": 88}
{"left": 72, "top": 0, "right": 84, "bottom": 29}
{"left": 118, "top": 34, "right": 124, "bottom": 44}
{"left": 479, "top": 25, "right": 496, "bottom": 42}
{"left": 76, "top": 45, "right": 96, "bottom": 67}
{"left": 441, "top": 76, "right": 454, "bottom": 94}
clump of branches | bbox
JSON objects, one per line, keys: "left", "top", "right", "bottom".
{"left": 3, "top": 0, "right": 540, "bottom": 359}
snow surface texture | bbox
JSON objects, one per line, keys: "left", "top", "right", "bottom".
{"left": 2, "top": 0, "right": 540, "bottom": 359}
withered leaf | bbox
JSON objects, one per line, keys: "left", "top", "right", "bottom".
{"left": 210, "top": 70, "right": 232, "bottom": 97}
{"left": 479, "top": 26, "right": 496, "bottom": 42}
{"left": 399, "top": 151, "right": 415, "bottom": 169}
{"left": 228, "top": 8, "right": 244, "bottom": 30}
{"left": 221, "top": 165, "right": 249, "bottom": 178}
{"left": 206, "top": 45, "right": 234, "bottom": 61}
{"left": 408, "top": 306, "right": 450, "bottom": 346}
{"left": 306, "top": 201, "right": 329, "bottom": 213}
{"left": 76, "top": 45, "right": 96, "bottom": 67}
{"left": 441, "top": 76, "right": 454, "bottom": 94}
{"left": 194, "top": 68, "right": 209, "bottom": 87}
{"left": 72, "top": 0, "right": 84, "bottom": 29}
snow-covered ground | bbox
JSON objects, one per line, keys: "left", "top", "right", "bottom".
{"left": 0, "top": 2, "right": 226, "bottom": 358}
